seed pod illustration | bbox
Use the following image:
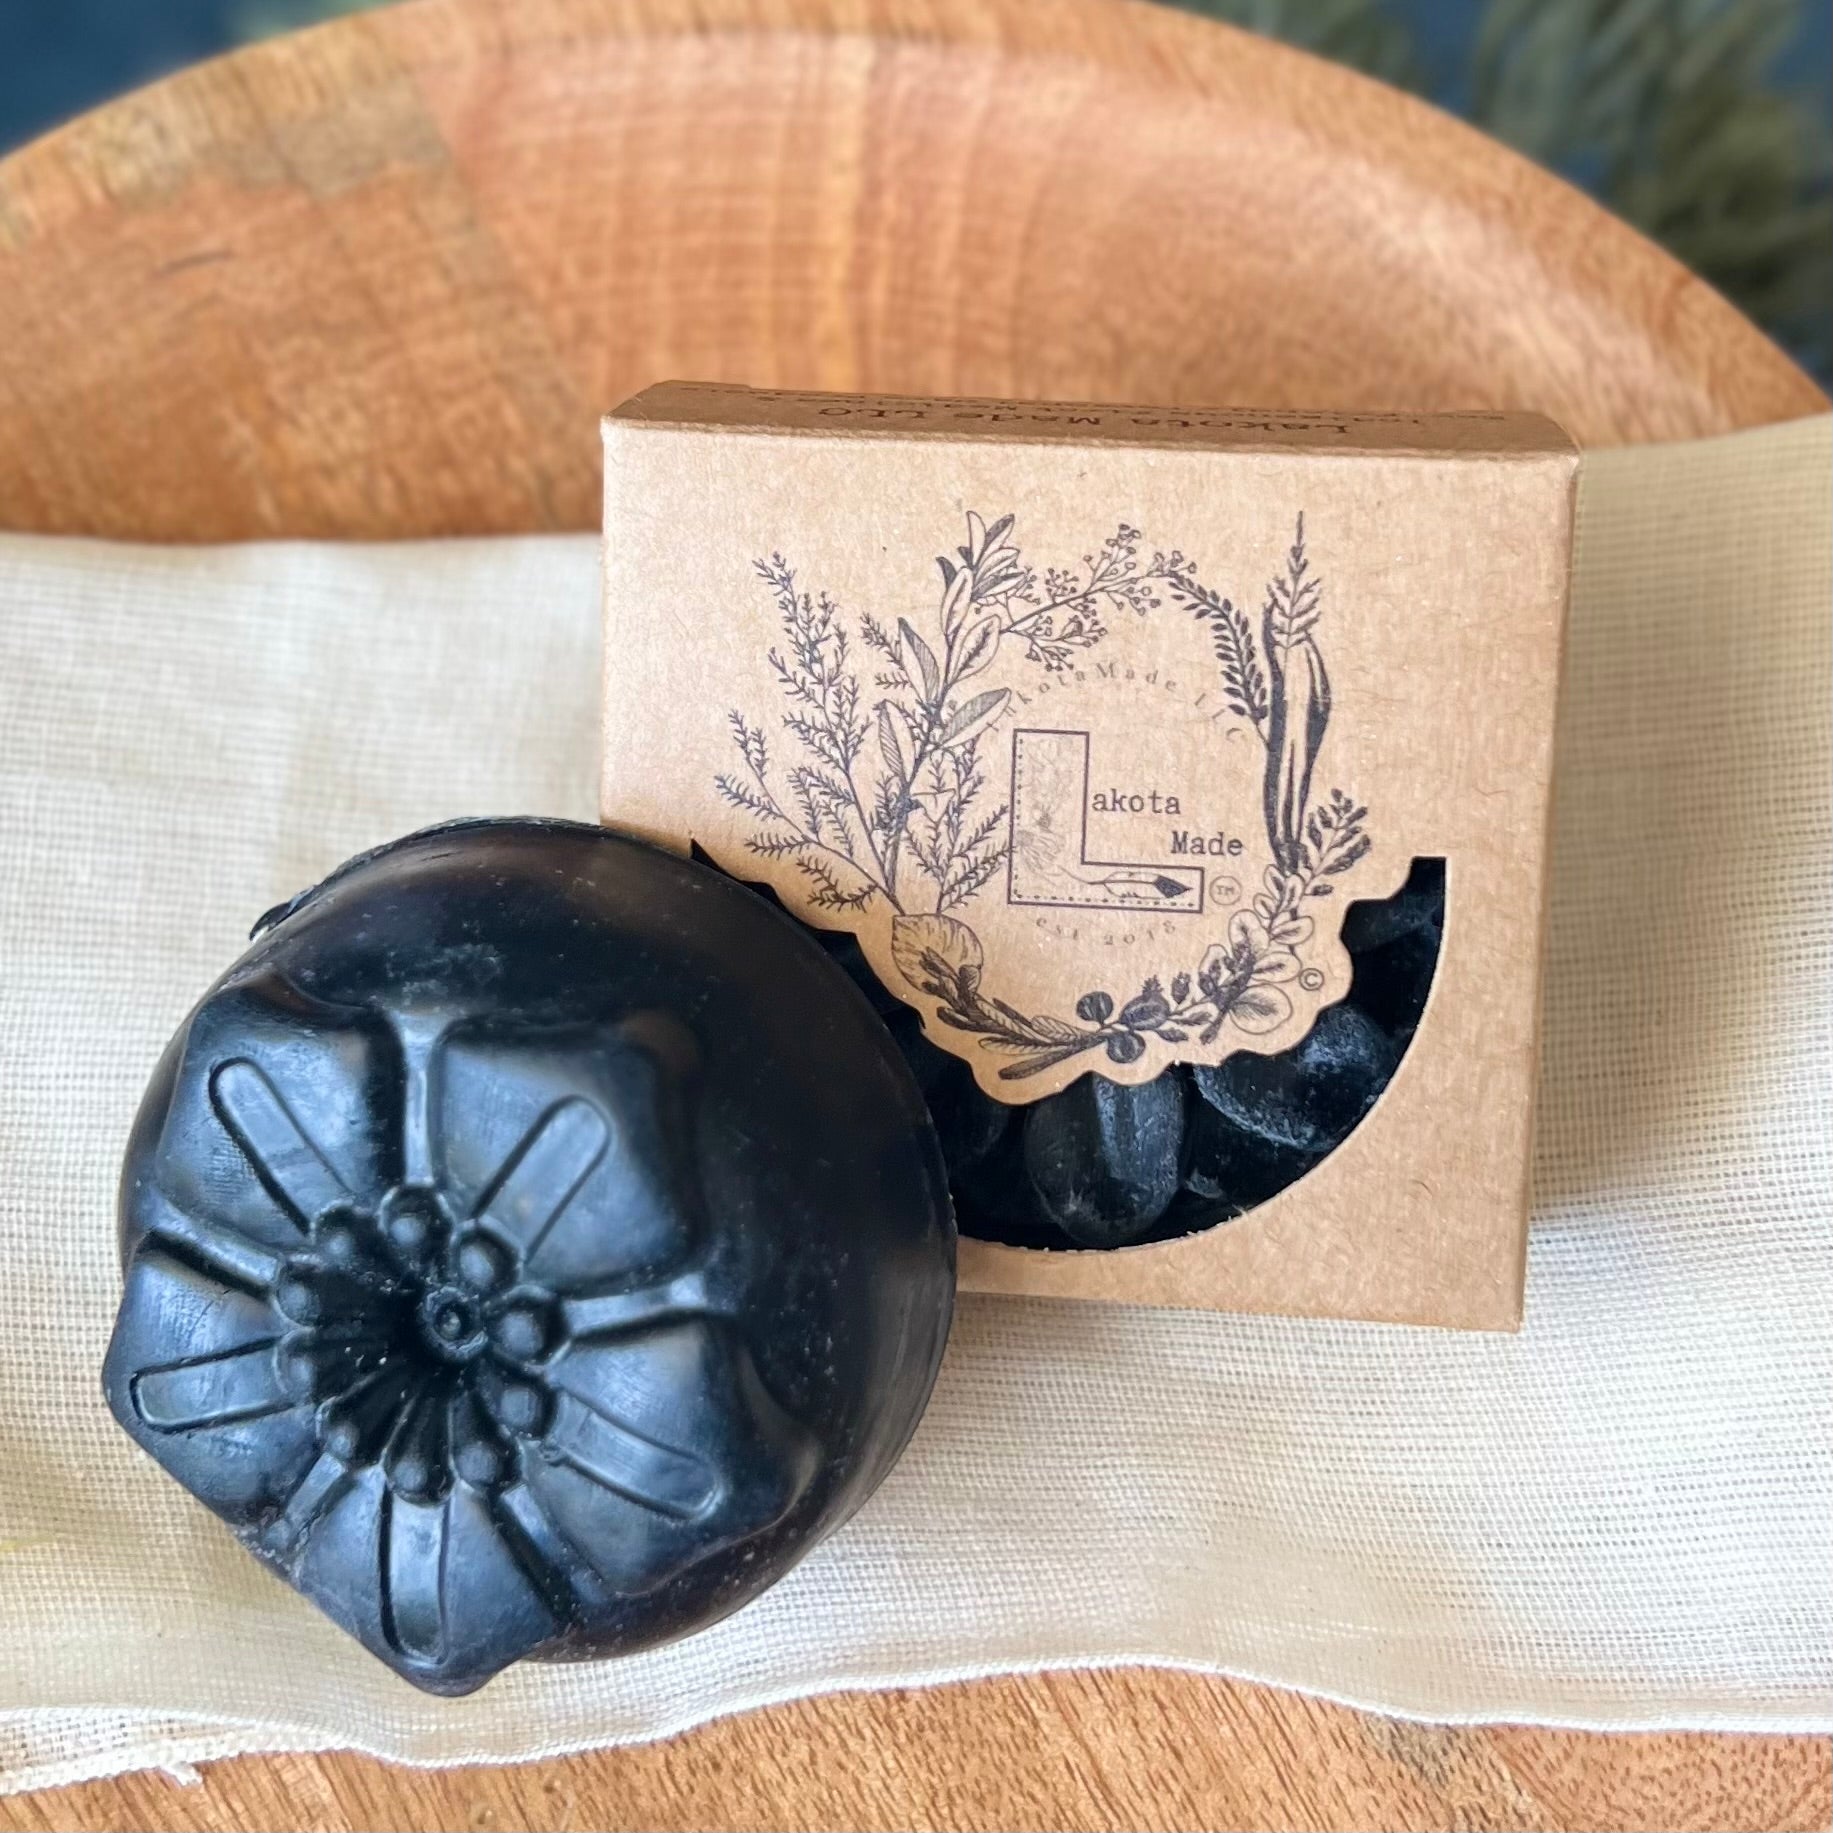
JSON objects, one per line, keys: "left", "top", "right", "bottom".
{"left": 1261, "top": 514, "right": 1331, "bottom": 871}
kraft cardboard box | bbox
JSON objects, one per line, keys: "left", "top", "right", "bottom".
{"left": 601, "top": 383, "right": 1578, "bottom": 1329}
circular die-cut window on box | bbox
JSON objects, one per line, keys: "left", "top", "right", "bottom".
{"left": 756, "top": 856, "right": 1445, "bottom": 1252}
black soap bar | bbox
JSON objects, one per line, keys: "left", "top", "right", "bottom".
{"left": 103, "top": 819, "right": 955, "bottom": 1696}
{"left": 1181, "top": 1096, "right": 1324, "bottom": 1212}
{"left": 1021, "top": 1072, "right": 1185, "bottom": 1249}
{"left": 1340, "top": 856, "right": 1446, "bottom": 954}
{"left": 945, "top": 862, "right": 1442, "bottom": 1247}
{"left": 1190, "top": 1004, "right": 1398, "bottom": 1155}
{"left": 1348, "top": 926, "right": 1441, "bottom": 1045}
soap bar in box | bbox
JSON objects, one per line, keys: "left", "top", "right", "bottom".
{"left": 601, "top": 383, "right": 1577, "bottom": 1328}
{"left": 801, "top": 857, "right": 1443, "bottom": 1251}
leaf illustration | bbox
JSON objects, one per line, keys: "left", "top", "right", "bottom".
{"left": 952, "top": 616, "right": 1002, "bottom": 682}
{"left": 1269, "top": 912, "right": 1315, "bottom": 951}
{"left": 1168, "top": 575, "right": 1270, "bottom": 732}
{"left": 940, "top": 568, "right": 975, "bottom": 642}
{"left": 974, "top": 561, "right": 1022, "bottom": 602}
{"left": 1265, "top": 513, "right": 1324, "bottom": 659}
{"left": 1250, "top": 948, "right": 1302, "bottom": 984}
{"left": 1210, "top": 597, "right": 1270, "bottom": 730}
{"left": 722, "top": 508, "right": 1369, "bottom": 1077}
{"left": 1230, "top": 983, "right": 1293, "bottom": 1035}
{"left": 935, "top": 687, "right": 1010, "bottom": 748}
{"left": 890, "top": 913, "right": 983, "bottom": 989}
{"left": 875, "top": 703, "right": 909, "bottom": 785}
{"left": 900, "top": 620, "right": 941, "bottom": 702}
{"left": 996, "top": 1044, "right": 1097, "bottom": 1081}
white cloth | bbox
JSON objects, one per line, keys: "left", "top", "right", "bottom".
{"left": 0, "top": 417, "right": 1828, "bottom": 1794}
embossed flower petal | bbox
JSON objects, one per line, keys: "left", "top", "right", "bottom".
{"left": 436, "top": 1025, "right": 701, "bottom": 1292}
{"left": 121, "top": 969, "right": 399, "bottom": 1269}
{"left": 272, "top": 1250, "right": 397, "bottom": 1334}
{"left": 320, "top": 1365, "right": 421, "bottom": 1465}
{"left": 278, "top": 1464, "right": 559, "bottom": 1695}
{"left": 1021, "top": 1073, "right": 1184, "bottom": 1247}
{"left": 382, "top": 1379, "right": 453, "bottom": 1503}
{"left": 102, "top": 1247, "right": 321, "bottom": 1524}
{"left": 516, "top": 1320, "right": 821, "bottom": 1599}
{"left": 273, "top": 1329, "right": 395, "bottom": 1405}
{"left": 474, "top": 1362, "right": 554, "bottom": 1441}
{"left": 448, "top": 1387, "right": 514, "bottom": 1491}
{"left": 486, "top": 1287, "right": 560, "bottom": 1364}
{"left": 447, "top": 1227, "right": 514, "bottom": 1298}
{"left": 377, "top": 1184, "right": 454, "bottom": 1275}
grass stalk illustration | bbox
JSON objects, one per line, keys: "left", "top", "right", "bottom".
{"left": 719, "top": 514, "right": 1175, "bottom": 915}
{"left": 1261, "top": 514, "right": 1332, "bottom": 872}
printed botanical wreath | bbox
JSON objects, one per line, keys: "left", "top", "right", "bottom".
{"left": 720, "top": 511, "right": 1373, "bottom": 1079}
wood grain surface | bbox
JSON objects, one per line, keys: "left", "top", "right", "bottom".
{"left": 0, "top": 0, "right": 1823, "bottom": 544}
{"left": 0, "top": 0, "right": 1826, "bottom": 1826}
{"left": 2, "top": 1673, "right": 1829, "bottom": 1832}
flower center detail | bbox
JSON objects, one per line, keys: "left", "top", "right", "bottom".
{"left": 417, "top": 1283, "right": 487, "bottom": 1362}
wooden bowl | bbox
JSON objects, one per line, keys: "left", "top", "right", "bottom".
{"left": 0, "top": 0, "right": 1820, "bottom": 543}
{"left": 1, "top": 4, "right": 1826, "bottom": 1824}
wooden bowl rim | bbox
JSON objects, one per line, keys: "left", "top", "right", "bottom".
{"left": 2, "top": 0, "right": 1820, "bottom": 442}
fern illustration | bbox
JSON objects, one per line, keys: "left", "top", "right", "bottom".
{"left": 1164, "top": 573, "right": 1270, "bottom": 732}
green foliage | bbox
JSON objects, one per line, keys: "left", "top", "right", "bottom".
{"left": 1472, "top": 0, "right": 1832, "bottom": 368}
{"left": 1176, "top": 0, "right": 1832, "bottom": 375}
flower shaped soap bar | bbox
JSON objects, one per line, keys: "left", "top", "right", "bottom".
{"left": 103, "top": 820, "right": 954, "bottom": 1694}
